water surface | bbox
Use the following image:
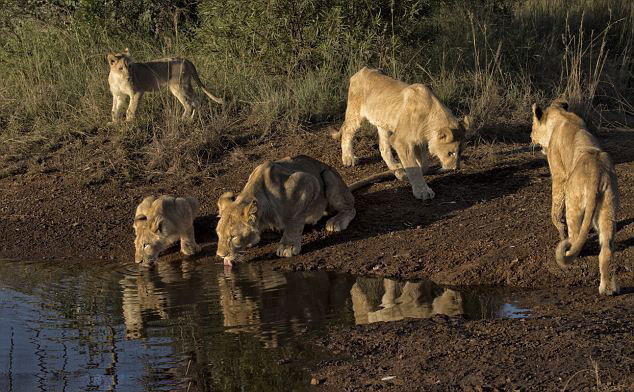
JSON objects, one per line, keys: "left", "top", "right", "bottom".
{"left": 0, "top": 259, "right": 530, "bottom": 391}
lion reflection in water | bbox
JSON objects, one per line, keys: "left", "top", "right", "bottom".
{"left": 120, "top": 259, "right": 197, "bottom": 340}
{"left": 351, "top": 278, "right": 464, "bottom": 324}
{"left": 216, "top": 266, "right": 350, "bottom": 348}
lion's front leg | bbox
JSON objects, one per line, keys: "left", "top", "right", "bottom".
{"left": 393, "top": 139, "right": 435, "bottom": 200}
{"left": 180, "top": 226, "right": 201, "bottom": 256}
{"left": 126, "top": 91, "right": 144, "bottom": 122}
{"left": 378, "top": 127, "right": 405, "bottom": 180}
{"left": 111, "top": 93, "right": 127, "bottom": 124}
{"left": 551, "top": 179, "right": 566, "bottom": 240}
{"left": 277, "top": 220, "right": 304, "bottom": 257}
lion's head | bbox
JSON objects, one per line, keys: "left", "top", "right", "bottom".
{"left": 531, "top": 100, "right": 570, "bottom": 149}
{"left": 215, "top": 192, "right": 261, "bottom": 265}
{"left": 429, "top": 116, "right": 470, "bottom": 171}
{"left": 107, "top": 48, "right": 131, "bottom": 75}
{"left": 133, "top": 196, "right": 179, "bottom": 266}
{"left": 431, "top": 288, "right": 464, "bottom": 317}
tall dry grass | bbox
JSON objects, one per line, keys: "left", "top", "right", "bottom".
{"left": 0, "top": 0, "right": 632, "bottom": 181}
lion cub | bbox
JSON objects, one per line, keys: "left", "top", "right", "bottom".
{"left": 134, "top": 195, "right": 201, "bottom": 266}
{"left": 107, "top": 48, "right": 224, "bottom": 123}
{"left": 531, "top": 101, "right": 619, "bottom": 295}
{"left": 215, "top": 155, "right": 377, "bottom": 266}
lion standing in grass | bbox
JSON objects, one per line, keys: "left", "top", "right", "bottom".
{"left": 531, "top": 100, "right": 619, "bottom": 295}
{"left": 332, "top": 67, "right": 470, "bottom": 200}
{"left": 107, "top": 48, "right": 224, "bottom": 123}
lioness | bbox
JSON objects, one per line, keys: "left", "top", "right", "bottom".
{"left": 134, "top": 195, "right": 201, "bottom": 266}
{"left": 332, "top": 67, "right": 470, "bottom": 200}
{"left": 107, "top": 48, "right": 224, "bottom": 123}
{"left": 531, "top": 100, "right": 619, "bottom": 295}
{"left": 215, "top": 155, "right": 393, "bottom": 265}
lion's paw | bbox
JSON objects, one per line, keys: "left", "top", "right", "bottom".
{"left": 413, "top": 186, "right": 435, "bottom": 200}
{"left": 276, "top": 243, "right": 301, "bottom": 258}
{"left": 599, "top": 279, "right": 619, "bottom": 296}
{"left": 326, "top": 219, "right": 343, "bottom": 233}
{"left": 342, "top": 154, "right": 359, "bottom": 167}
{"left": 181, "top": 241, "right": 201, "bottom": 256}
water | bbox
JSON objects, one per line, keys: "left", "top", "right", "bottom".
{"left": 0, "top": 259, "right": 531, "bottom": 391}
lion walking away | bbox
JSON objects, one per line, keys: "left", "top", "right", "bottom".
{"left": 531, "top": 100, "right": 619, "bottom": 295}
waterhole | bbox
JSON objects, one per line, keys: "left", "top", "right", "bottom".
{"left": 0, "top": 259, "right": 530, "bottom": 391}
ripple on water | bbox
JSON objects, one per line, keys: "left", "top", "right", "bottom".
{"left": 0, "top": 258, "right": 531, "bottom": 391}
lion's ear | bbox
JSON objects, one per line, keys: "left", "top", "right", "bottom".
{"left": 123, "top": 47, "right": 129, "bottom": 56}
{"left": 462, "top": 116, "right": 472, "bottom": 132}
{"left": 532, "top": 103, "right": 543, "bottom": 121}
{"left": 153, "top": 219, "right": 164, "bottom": 235}
{"left": 438, "top": 128, "right": 453, "bottom": 143}
{"left": 217, "top": 192, "right": 235, "bottom": 214}
{"left": 553, "top": 99, "right": 569, "bottom": 111}
{"left": 242, "top": 198, "right": 258, "bottom": 224}
{"left": 107, "top": 53, "right": 116, "bottom": 65}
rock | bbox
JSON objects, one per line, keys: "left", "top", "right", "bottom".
{"left": 310, "top": 377, "right": 325, "bottom": 385}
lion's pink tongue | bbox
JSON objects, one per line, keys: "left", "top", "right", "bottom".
{"left": 223, "top": 258, "right": 233, "bottom": 267}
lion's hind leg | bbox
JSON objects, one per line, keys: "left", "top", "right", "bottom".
{"left": 322, "top": 169, "right": 356, "bottom": 232}
{"left": 340, "top": 98, "right": 362, "bottom": 166}
{"left": 276, "top": 172, "right": 320, "bottom": 257}
{"left": 597, "top": 193, "right": 619, "bottom": 295}
{"left": 169, "top": 82, "right": 196, "bottom": 120}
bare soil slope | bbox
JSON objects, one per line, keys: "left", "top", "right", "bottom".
{"left": 1, "top": 126, "right": 633, "bottom": 390}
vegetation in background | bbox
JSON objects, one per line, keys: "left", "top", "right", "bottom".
{"left": 0, "top": 0, "right": 632, "bottom": 180}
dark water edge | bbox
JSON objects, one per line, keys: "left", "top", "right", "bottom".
{"left": 0, "top": 259, "right": 531, "bottom": 391}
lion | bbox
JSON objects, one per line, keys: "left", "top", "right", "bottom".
{"left": 134, "top": 195, "right": 201, "bottom": 266}
{"left": 107, "top": 48, "right": 224, "bottom": 123}
{"left": 531, "top": 100, "right": 619, "bottom": 295}
{"left": 350, "top": 278, "right": 464, "bottom": 324}
{"left": 215, "top": 155, "right": 393, "bottom": 265}
{"left": 332, "top": 67, "right": 471, "bottom": 200}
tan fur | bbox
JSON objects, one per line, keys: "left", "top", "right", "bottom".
{"left": 133, "top": 195, "right": 201, "bottom": 266}
{"left": 107, "top": 48, "right": 224, "bottom": 123}
{"left": 531, "top": 101, "right": 619, "bottom": 295}
{"left": 334, "top": 67, "right": 471, "bottom": 200}
{"left": 215, "top": 155, "right": 358, "bottom": 265}
{"left": 350, "top": 279, "right": 463, "bottom": 324}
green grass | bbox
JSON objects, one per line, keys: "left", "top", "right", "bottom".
{"left": 0, "top": 0, "right": 632, "bottom": 181}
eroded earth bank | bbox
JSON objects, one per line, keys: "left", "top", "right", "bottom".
{"left": 1, "top": 127, "right": 633, "bottom": 390}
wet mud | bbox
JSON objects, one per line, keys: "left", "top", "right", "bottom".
{"left": 1, "top": 127, "right": 633, "bottom": 390}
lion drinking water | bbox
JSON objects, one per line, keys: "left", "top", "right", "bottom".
{"left": 215, "top": 155, "right": 393, "bottom": 265}
{"left": 133, "top": 195, "right": 202, "bottom": 266}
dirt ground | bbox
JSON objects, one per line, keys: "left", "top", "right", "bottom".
{"left": 1, "top": 125, "right": 633, "bottom": 390}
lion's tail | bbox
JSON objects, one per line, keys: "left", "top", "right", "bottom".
{"left": 349, "top": 170, "right": 395, "bottom": 192}
{"left": 555, "top": 166, "right": 600, "bottom": 268}
{"left": 189, "top": 62, "right": 224, "bottom": 105}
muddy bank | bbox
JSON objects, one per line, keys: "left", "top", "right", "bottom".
{"left": 2, "top": 127, "right": 632, "bottom": 289}
{"left": 1, "top": 126, "right": 633, "bottom": 390}
{"left": 312, "top": 287, "right": 634, "bottom": 391}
